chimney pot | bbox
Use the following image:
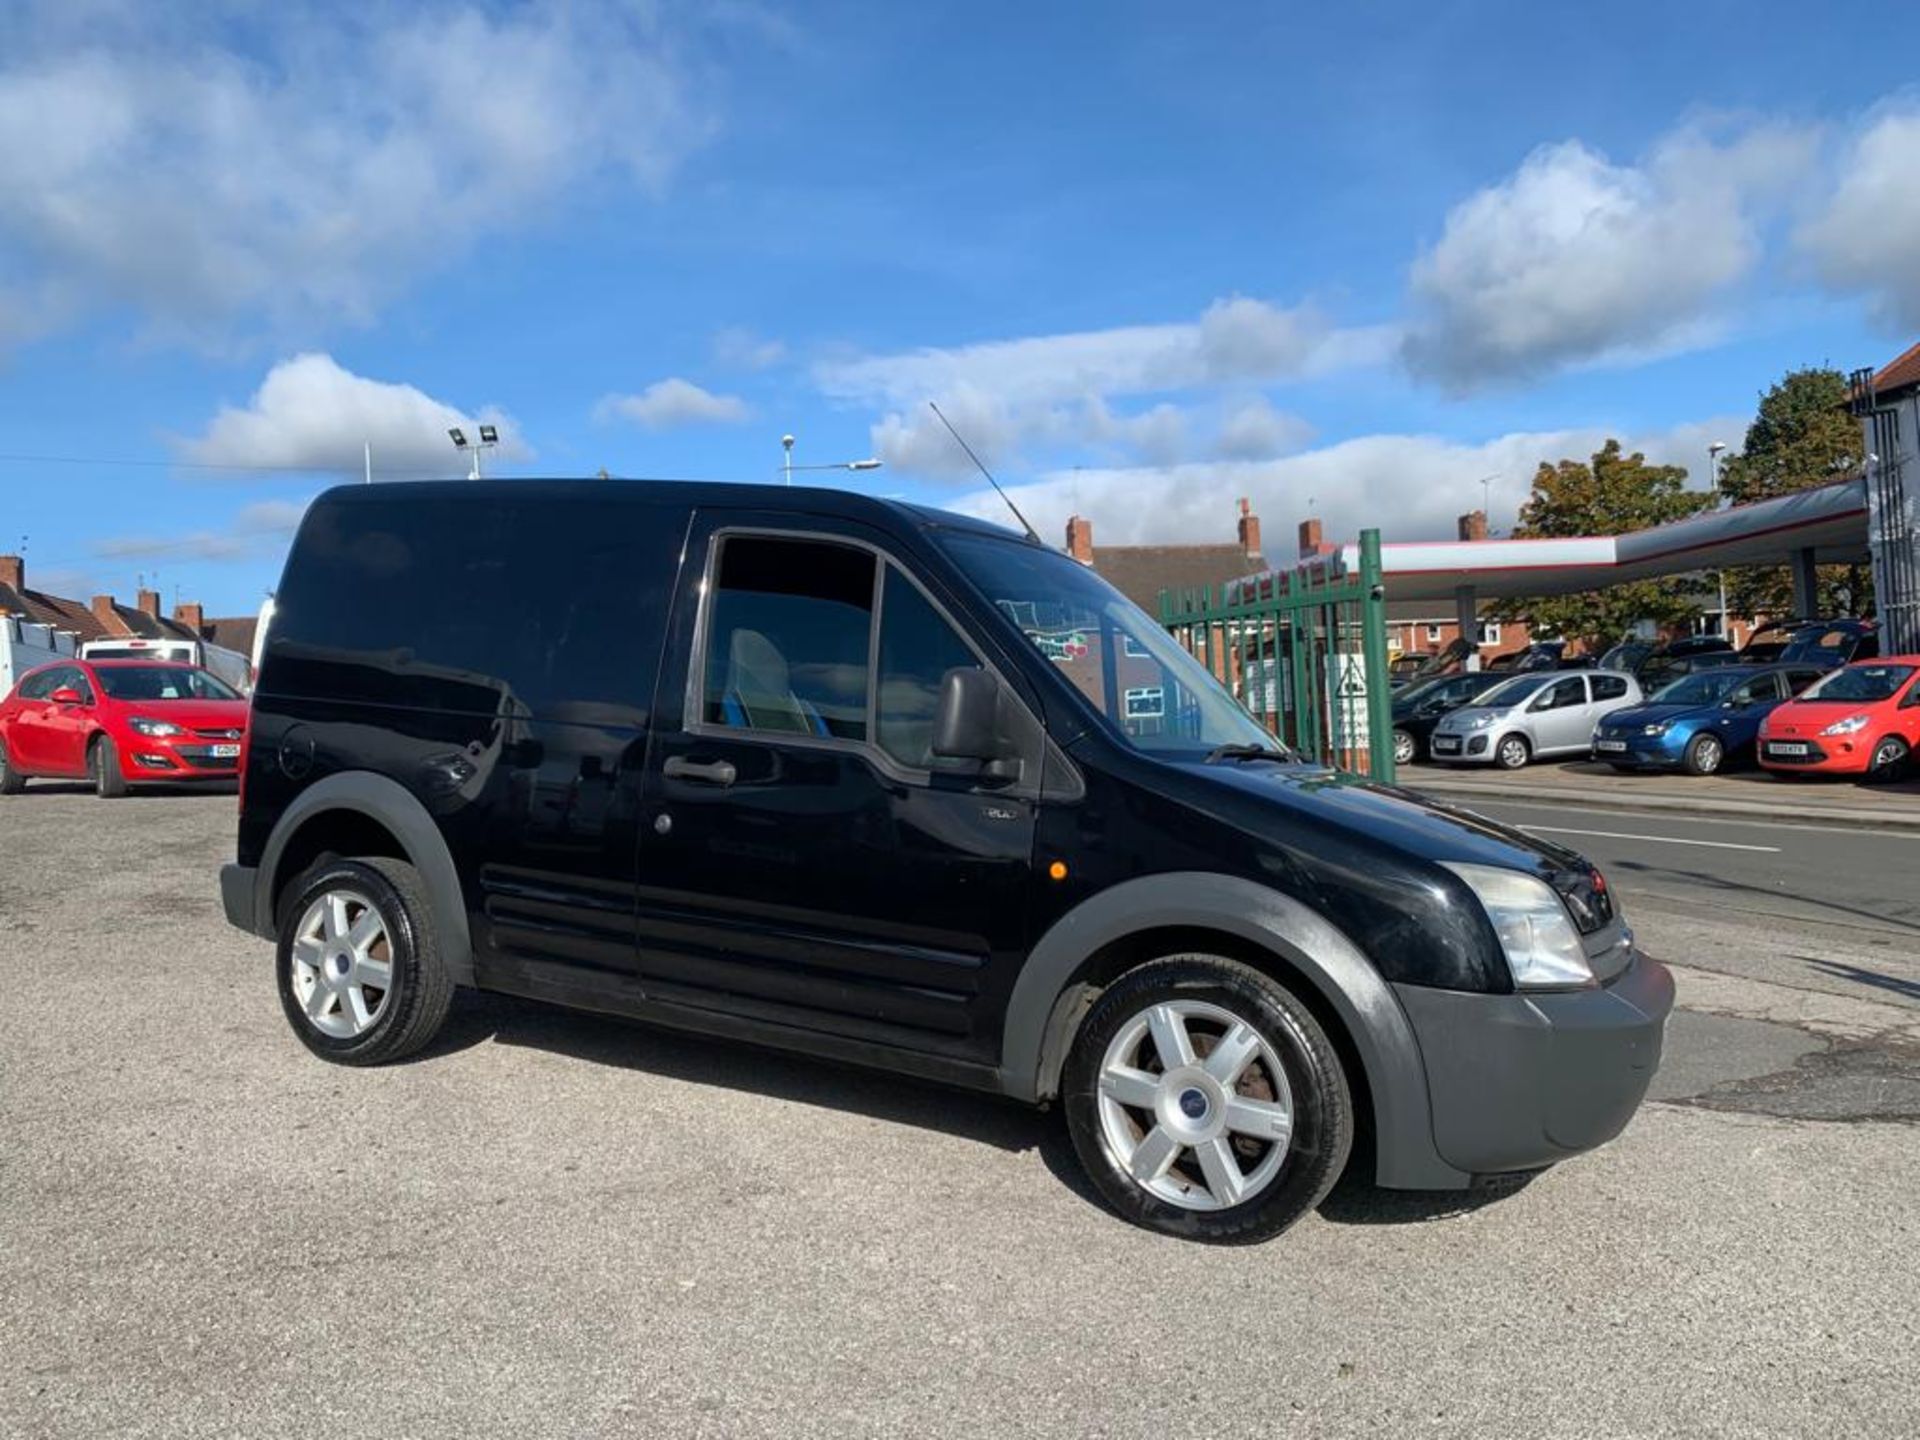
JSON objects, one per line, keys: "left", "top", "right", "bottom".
{"left": 173, "top": 601, "right": 205, "bottom": 634}
{"left": 1457, "top": 510, "right": 1489, "bottom": 542}
{"left": 137, "top": 588, "right": 161, "bottom": 619}
{"left": 1297, "top": 517, "right": 1324, "bottom": 558}
{"left": 0, "top": 554, "right": 21, "bottom": 593}
{"left": 1065, "top": 514, "right": 1094, "bottom": 565}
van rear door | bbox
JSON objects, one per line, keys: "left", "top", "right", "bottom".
{"left": 635, "top": 512, "right": 1036, "bottom": 1067}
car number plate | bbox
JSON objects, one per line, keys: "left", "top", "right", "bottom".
{"left": 211, "top": 744, "right": 241, "bottom": 759}
{"left": 1432, "top": 736, "right": 1460, "bottom": 752}
{"left": 1768, "top": 742, "right": 1809, "bottom": 757}
{"left": 1595, "top": 740, "right": 1626, "bottom": 752}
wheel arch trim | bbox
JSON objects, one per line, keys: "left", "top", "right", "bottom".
{"left": 998, "top": 871, "right": 1466, "bottom": 1189}
{"left": 252, "top": 771, "right": 474, "bottom": 986}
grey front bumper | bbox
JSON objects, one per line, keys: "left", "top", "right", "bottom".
{"left": 1392, "top": 952, "right": 1675, "bottom": 1177}
{"left": 220, "top": 862, "right": 267, "bottom": 939}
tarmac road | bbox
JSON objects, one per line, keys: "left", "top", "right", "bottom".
{"left": 2, "top": 787, "right": 1917, "bottom": 1439}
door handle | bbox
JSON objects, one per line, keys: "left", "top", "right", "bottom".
{"left": 663, "top": 755, "right": 737, "bottom": 787}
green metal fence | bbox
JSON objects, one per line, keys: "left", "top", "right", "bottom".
{"left": 1158, "top": 529, "right": 1395, "bottom": 783}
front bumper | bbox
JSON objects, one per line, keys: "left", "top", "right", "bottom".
{"left": 126, "top": 740, "right": 241, "bottom": 778}
{"left": 1392, "top": 951, "right": 1674, "bottom": 1177}
{"left": 1427, "top": 731, "right": 1496, "bottom": 763}
{"left": 1590, "top": 736, "right": 1681, "bottom": 768}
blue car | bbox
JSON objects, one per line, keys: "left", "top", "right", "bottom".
{"left": 1590, "top": 664, "right": 1826, "bottom": 774}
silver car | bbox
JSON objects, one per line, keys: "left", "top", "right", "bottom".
{"left": 1429, "top": 669, "right": 1643, "bottom": 769}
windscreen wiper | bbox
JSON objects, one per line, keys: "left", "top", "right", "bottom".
{"left": 1203, "top": 742, "right": 1295, "bottom": 764}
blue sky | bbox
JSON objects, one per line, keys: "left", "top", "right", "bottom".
{"left": 4, "top": 0, "right": 1919, "bottom": 617}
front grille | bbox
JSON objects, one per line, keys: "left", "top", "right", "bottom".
{"left": 192, "top": 727, "right": 245, "bottom": 740}
{"left": 174, "top": 747, "right": 240, "bottom": 770}
{"left": 1763, "top": 740, "right": 1827, "bottom": 765}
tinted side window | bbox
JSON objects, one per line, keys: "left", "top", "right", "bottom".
{"left": 1591, "top": 674, "right": 1628, "bottom": 701}
{"left": 269, "top": 492, "right": 686, "bottom": 721}
{"left": 703, "top": 536, "right": 875, "bottom": 741}
{"left": 16, "top": 668, "right": 57, "bottom": 700}
{"left": 1730, "top": 674, "right": 1780, "bottom": 705}
{"left": 876, "top": 567, "right": 978, "bottom": 768}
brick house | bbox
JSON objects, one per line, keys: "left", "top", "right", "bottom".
{"left": 1065, "top": 498, "right": 1267, "bottom": 613}
{"left": 0, "top": 553, "right": 256, "bottom": 665}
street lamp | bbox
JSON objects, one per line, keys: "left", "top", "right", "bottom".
{"left": 449, "top": 424, "right": 499, "bottom": 480}
{"left": 780, "top": 433, "right": 882, "bottom": 486}
{"left": 1707, "top": 442, "right": 1730, "bottom": 636}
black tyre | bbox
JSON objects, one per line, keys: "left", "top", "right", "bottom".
{"left": 1062, "top": 955, "right": 1353, "bottom": 1244}
{"left": 91, "top": 735, "right": 127, "bottom": 798}
{"left": 1494, "top": 733, "right": 1531, "bottom": 770}
{"left": 0, "top": 737, "right": 24, "bottom": 795}
{"left": 275, "top": 856, "right": 455, "bottom": 1065}
{"left": 1865, "top": 737, "right": 1910, "bottom": 785}
{"left": 1682, "top": 732, "right": 1724, "bottom": 777}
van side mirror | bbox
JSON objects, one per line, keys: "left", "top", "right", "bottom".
{"left": 50, "top": 686, "right": 85, "bottom": 706}
{"left": 932, "top": 667, "right": 1022, "bottom": 775}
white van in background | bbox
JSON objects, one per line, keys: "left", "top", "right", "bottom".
{"left": 2, "top": 616, "right": 79, "bottom": 695}
{"left": 78, "top": 635, "right": 254, "bottom": 694}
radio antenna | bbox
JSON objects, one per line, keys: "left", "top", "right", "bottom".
{"left": 928, "top": 401, "right": 1042, "bottom": 545}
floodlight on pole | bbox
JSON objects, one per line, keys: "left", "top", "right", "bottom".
{"left": 450, "top": 424, "right": 497, "bottom": 480}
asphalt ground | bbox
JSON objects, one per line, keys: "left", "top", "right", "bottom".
{"left": 3, "top": 784, "right": 1918, "bottom": 1439}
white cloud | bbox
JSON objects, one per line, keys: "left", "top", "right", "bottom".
{"left": 712, "top": 327, "right": 787, "bottom": 370}
{"left": 1402, "top": 125, "right": 1816, "bottom": 389}
{"left": 178, "top": 353, "right": 528, "bottom": 475}
{"left": 944, "top": 417, "right": 1744, "bottom": 556}
{"left": 596, "top": 377, "right": 750, "bottom": 429}
{"left": 94, "top": 496, "right": 312, "bottom": 566}
{"left": 0, "top": 2, "right": 715, "bottom": 347}
{"left": 1798, "top": 103, "right": 1920, "bottom": 329}
{"left": 1215, "top": 397, "right": 1313, "bottom": 460}
{"left": 820, "top": 298, "right": 1393, "bottom": 411}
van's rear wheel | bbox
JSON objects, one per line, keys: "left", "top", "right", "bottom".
{"left": 276, "top": 856, "right": 454, "bottom": 1065}
{"left": 1062, "top": 956, "right": 1352, "bottom": 1244}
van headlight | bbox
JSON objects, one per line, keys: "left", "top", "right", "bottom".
{"left": 1443, "top": 863, "right": 1593, "bottom": 989}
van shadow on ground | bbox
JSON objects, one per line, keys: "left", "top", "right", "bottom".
{"left": 423, "top": 989, "right": 1533, "bottom": 1230}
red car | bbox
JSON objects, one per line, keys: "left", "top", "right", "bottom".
{"left": 1758, "top": 655, "right": 1920, "bottom": 781}
{"left": 0, "top": 659, "right": 249, "bottom": 797}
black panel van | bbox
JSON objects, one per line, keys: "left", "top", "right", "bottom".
{"left": 221, "top": 481, "right": 1671, "bottom": 1243}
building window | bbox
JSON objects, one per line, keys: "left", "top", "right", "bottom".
{"left": 1424, "top": 624, "right": 1444, "bottom": 646}
{"left": 1479, "top": 622, "right": 1502, "bottom": 647}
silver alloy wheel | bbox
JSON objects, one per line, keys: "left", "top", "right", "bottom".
{"left": 1096, "top": 999, "right": 1294, "bottom": 1212}
{"left": 1393, "top": 729, "right": 1415, "bottom": 765}
{"left": 1872, "top": 739, "right": 1906, "bottom": 772}
{"left": 289, "top": 889, "right": 394, "bottom": 1039}
{"left": 1497, "top": 735, "right": 1528, "bottom": 768}
{"left": 1694, "top": 734, "right": 1723, "bottom": 774}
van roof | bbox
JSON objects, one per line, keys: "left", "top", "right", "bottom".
{"left": 311, "top": 478, "right": 1036, "bottom": 545}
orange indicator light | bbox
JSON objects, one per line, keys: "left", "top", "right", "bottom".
{"left": 1048, "top": 860, "right": 1069, "bottom": 881}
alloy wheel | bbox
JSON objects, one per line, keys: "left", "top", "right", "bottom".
{"left": 1392, "top": 730, "right": 1415, "bottom": 766}
{"left": 288, "top": 889, "right": 394, "bottom": 1039}
{"left": 1694, "top": 735, "right": 1723, "bottom": 774}
{"left": 1497, "top": 736, "right": 1529, "bottom": 769}
{"left": 1095, "top": 999, "right": 1294, "bottom": 1212}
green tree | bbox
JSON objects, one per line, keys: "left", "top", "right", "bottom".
{"left": 1716, "top": 367, "right": 1869, "bottom": 619}
{"left": 1497, "top": 439, "right": 1714, "bottom": 648}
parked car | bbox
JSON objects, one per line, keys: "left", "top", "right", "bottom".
{"left": 1598, "top": 635, "right": 1739, "bottom": 692}
{"left": 1740, "top": 618, "right": 1877, "bottom": 669}
{"left": 217, "top": 481, "right": 1672, "bottom": 1244}
{"left": 1758, "top": 656, "right": 1920, "bottom": 782}
{"left": 1484, "top": 640, "right": 1589, "bottom": 673}
{"left": 0, "top": 660, "right": 248, "bottom": 797}
{"left": 1389, "top": 672, "right": 1499, "bottom": 765}
{"left": 1590, "top": 665, "right": 1825, "bottom": 775}
{"left": 1429, "top": 669, "right": 1643, "bottom": 769}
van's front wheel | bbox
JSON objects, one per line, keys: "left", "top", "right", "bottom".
{"left": 1062, "top": 956, "right": 1353, "bottom": 1244}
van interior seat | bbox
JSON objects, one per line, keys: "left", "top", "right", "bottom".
{"left": 721, "top": 628, "right": 830, "bottom": 737}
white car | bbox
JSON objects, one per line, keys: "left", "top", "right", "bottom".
{"left": 1429, "top": 669, "right": 1643, "bottom": 769}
